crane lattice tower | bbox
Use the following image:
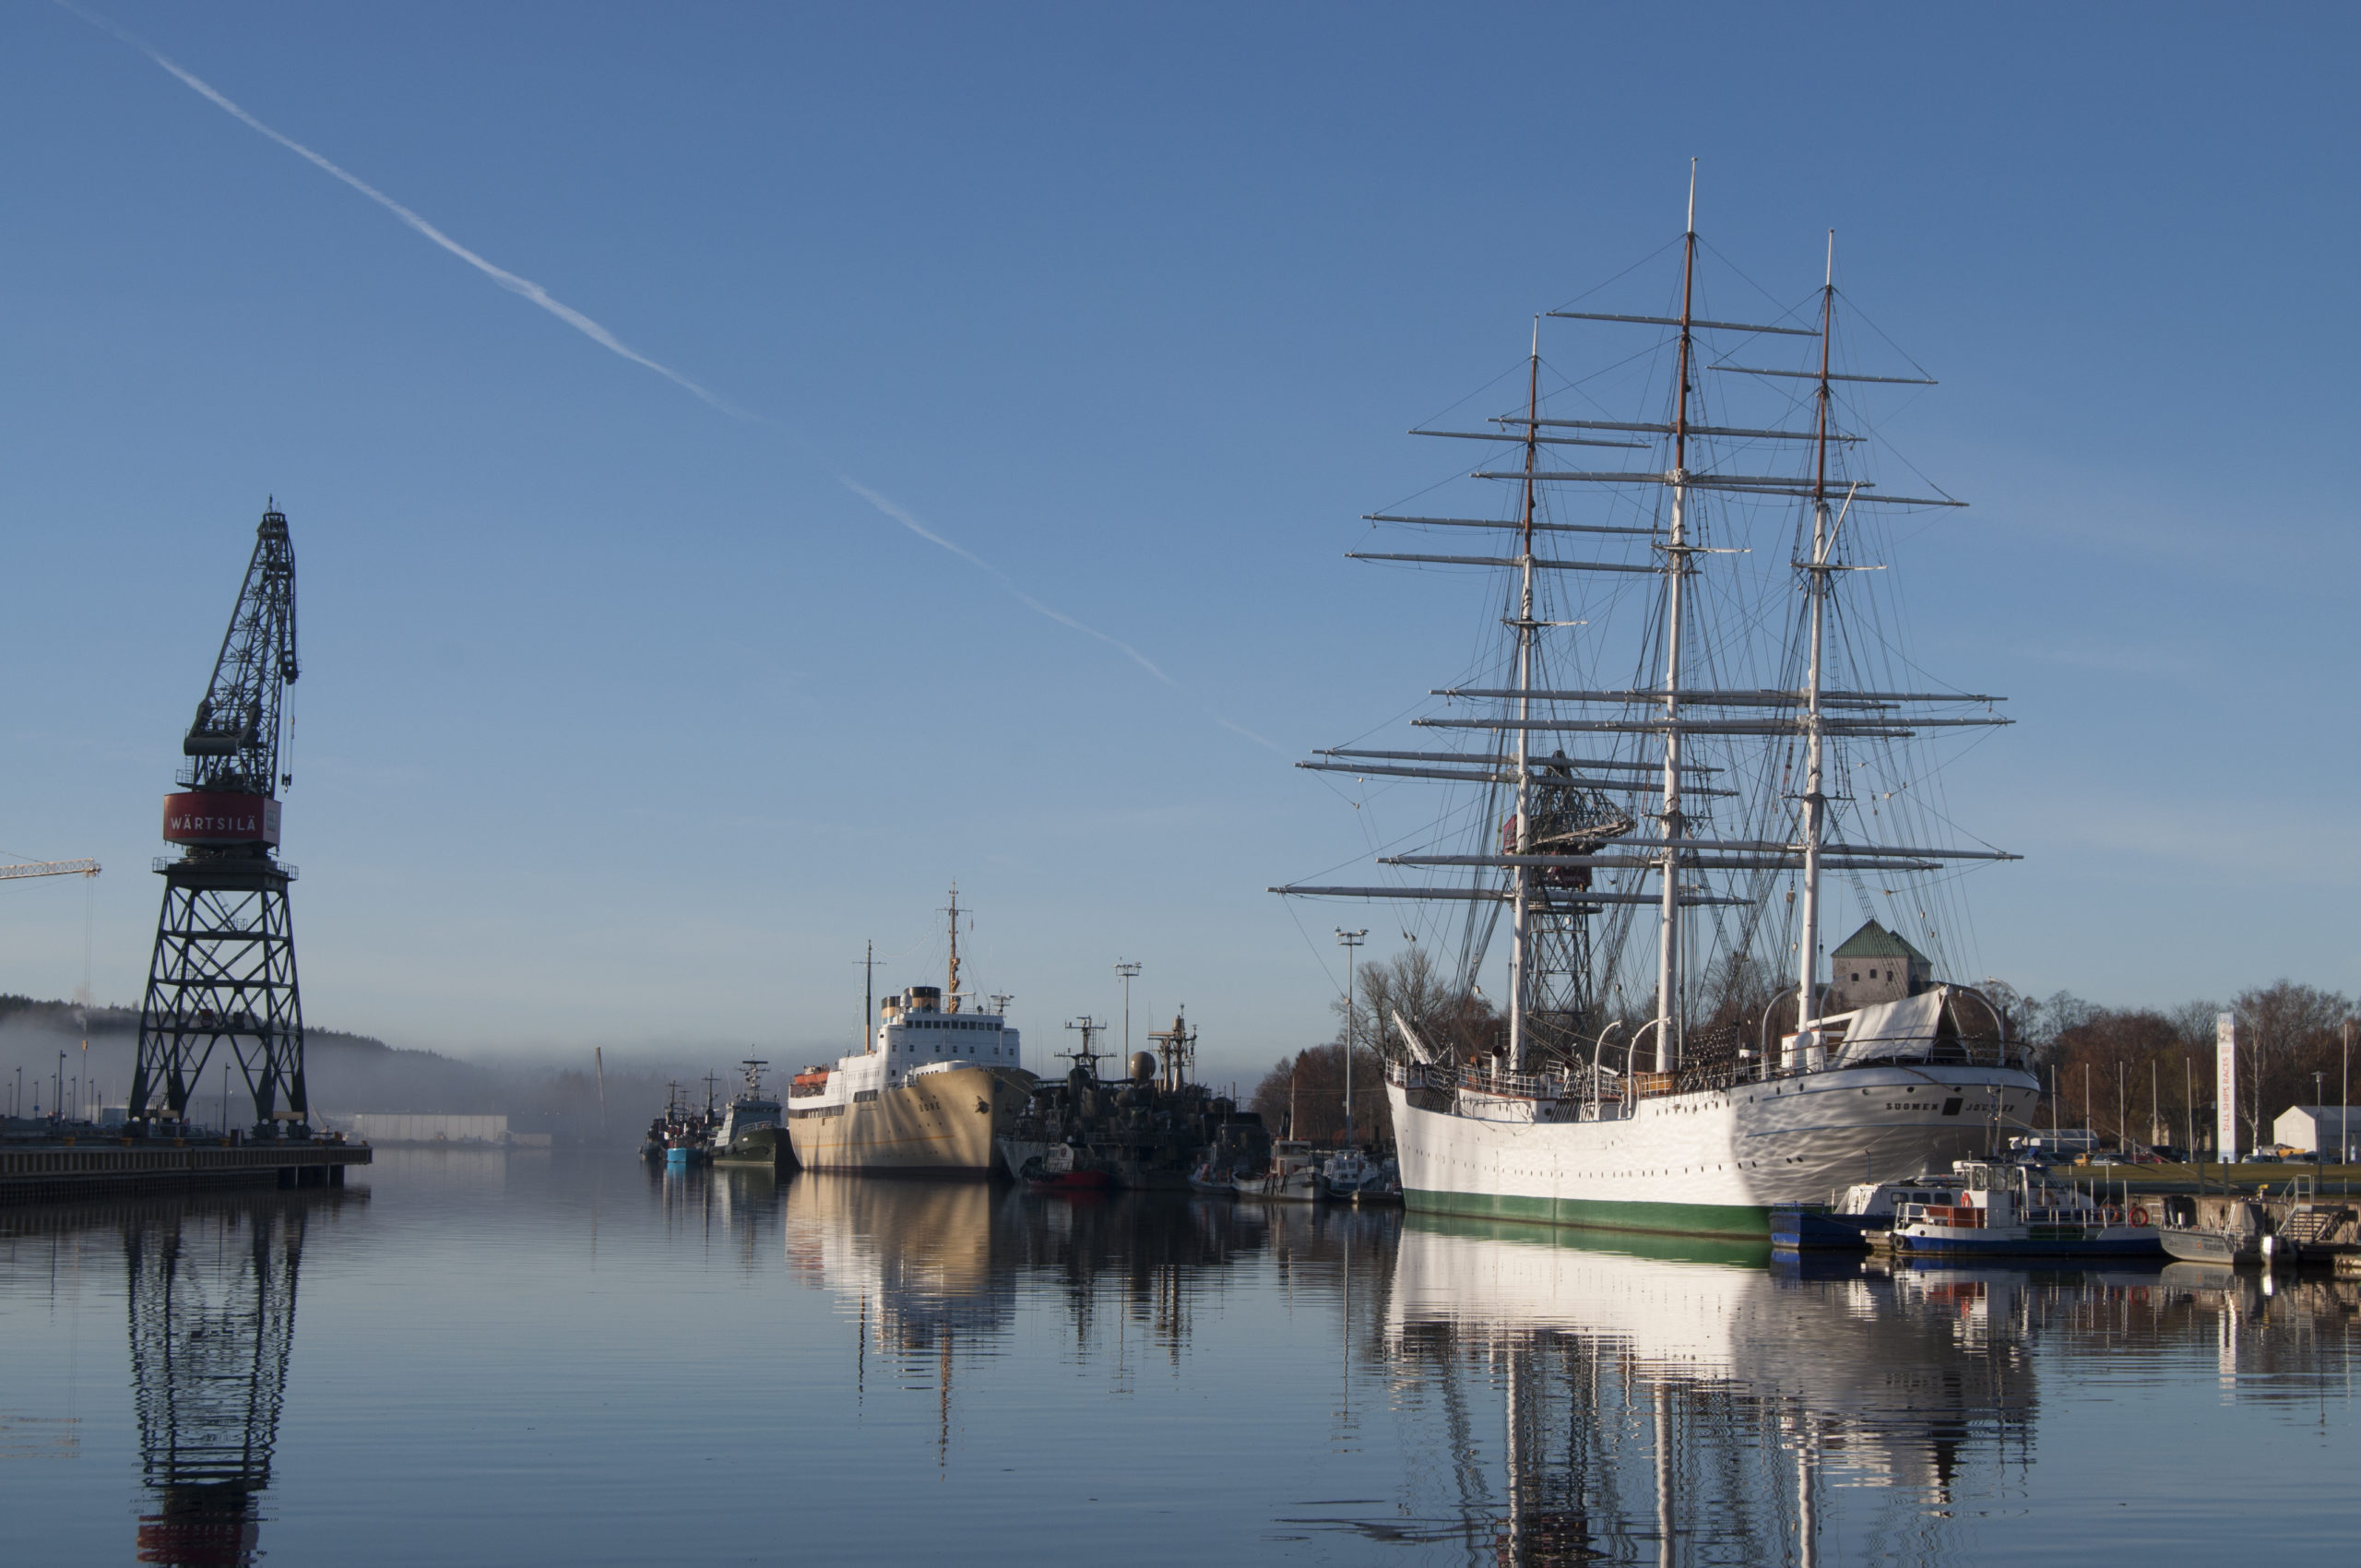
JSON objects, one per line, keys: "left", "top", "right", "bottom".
{"left": 131, "top": 505, "right": 308, "bottom": 1135}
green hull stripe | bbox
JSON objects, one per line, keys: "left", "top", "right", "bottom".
{"left": 1404, "top": 1186, "right": 1773, "bottom": 1245}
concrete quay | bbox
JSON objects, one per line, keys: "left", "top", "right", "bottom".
{"left": 0, "top": 1137, "right": 371, "bottom": 1205}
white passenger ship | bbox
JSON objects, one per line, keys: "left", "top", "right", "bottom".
{"left": 1278, "top": 174, "right": 2039, "bottom": 1237}
{"left": 785, "top": 890, "right": 1034, "bottom": 1175}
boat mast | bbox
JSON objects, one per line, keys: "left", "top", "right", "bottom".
{"left": 944, "top": 884, "right": 962, "bottom": 1013}
{"left": 1655, "top": 163, "right": 1699, "bottom": 1075}
{"left": 1796, "top": 232, "right": 1836, "bottom": 1050}
{"left": 1508, "top": 316, "right": 1542, "bottom": 1074}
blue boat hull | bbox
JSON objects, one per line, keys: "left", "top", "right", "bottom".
{"left": 1770, "top": 1205, "right": 1875, "bottom": 1251}
{"left": 1891, "top": 1232, "right": 2164, "bottom": 1258}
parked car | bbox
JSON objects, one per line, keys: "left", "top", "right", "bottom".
{"left": 2082, "top": 1151, "right": 2125, "bottom": 1167}
{"left": 2246, "top": 1150, "right": 2283, "bottom": 1163}
{"left": 2150, "top": 1146, "right": 2188, "bottom": 1163}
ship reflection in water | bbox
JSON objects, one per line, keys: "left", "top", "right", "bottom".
{"left": 1378, "top": 1221, "right": 2037, "bottom": 1564}
{"left": 768, "top": 1178, "right": 2360, "bottom": 1564}
{"left": 4, "top": 1160, "right": 2355, "bottom": 1564}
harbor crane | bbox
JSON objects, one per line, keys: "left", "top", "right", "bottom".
{"left": 130, "top": 503, "right": 309, "bottom": 1136}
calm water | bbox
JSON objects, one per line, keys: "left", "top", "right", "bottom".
{"left": 5, "top": 1153, "right": 2356, "bottom": 1566}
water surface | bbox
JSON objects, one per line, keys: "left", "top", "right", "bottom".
{"left": 4, "top": 1152, "right": 2355, "bottom": 1564}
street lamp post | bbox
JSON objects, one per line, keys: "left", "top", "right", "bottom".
{"left": 2316, "top": 1070, "right": 2327, "bottom": 1188}
{"left": 1336, "top": 929, "right": 1367, "bottom": 1148}
{"left": 1114, "top": 961, "right": 1142, "bottom": 1066}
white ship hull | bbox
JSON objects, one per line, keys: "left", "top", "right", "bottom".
{"left": 1388, "top": 1061, "right": 2039, "bottom": 1239}
{"left": 788, "top": 1066, "right": 1033, "bottom": 1176}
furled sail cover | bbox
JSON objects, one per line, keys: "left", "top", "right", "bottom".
{"left": 1832, "top": 990, "right": 1948, "bottom": 1066}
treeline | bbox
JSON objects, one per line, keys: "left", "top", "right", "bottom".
{"left": 1247, "top": 955, "right": 2358, "bottom": 1155}
{"left": 1251, "top": 947, "right": 1478, "bottom": 1146}
{"left": 1992, "top": 980, "right": 2353, "bottom": 1152}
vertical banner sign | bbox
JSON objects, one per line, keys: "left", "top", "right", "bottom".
{"left": 2216, "top": 1012, "right": 2239, "bottom": 1163}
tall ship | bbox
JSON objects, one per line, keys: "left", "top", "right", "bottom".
{"left": 1277, "top": 172, "right": 2040, "bottom": 1238}
{"left": 785, "top": 888, "right": 1035, "bottom": 1175}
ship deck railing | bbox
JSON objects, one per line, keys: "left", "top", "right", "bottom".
{"left": 1389, "top": 1035, "right": 2035, "bottom": 1107}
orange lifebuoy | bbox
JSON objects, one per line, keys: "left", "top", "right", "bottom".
{"left": 2130, "top": 1205, "right": 2149, "bottom": 1228}
{"left": 2103, "top": 1205, "right": 2121, "bottom": 1224}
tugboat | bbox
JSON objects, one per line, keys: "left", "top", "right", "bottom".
{"left": 710, "top": 1060, "right": 788, "bottom": 1169}
{"left": 1774, "top": 1170, "right": 1975, "bottom": 1251}
{"left": 1877, "top": 1160, "right": 2163, "bottom": 1259}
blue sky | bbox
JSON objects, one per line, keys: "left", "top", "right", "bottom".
{"left": 1, "top": 3, "right": 2355, "bottom": 1079}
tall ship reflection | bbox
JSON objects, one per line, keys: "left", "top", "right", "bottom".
{"left": 1382, "top": 1218, "right": 2035, "bottom": 1563}
{"left": 123, "top": 1194, "right": 352, "bottom": 1567}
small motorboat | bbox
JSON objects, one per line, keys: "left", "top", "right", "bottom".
{"left": 1355, "top": 1156, "right": 1404, "bottom": 1206}
{"left": 1187, "top": 1158, "right": 1239, "bottom": 1195}
{"left": 1324, "top": 1149, "right": 1373, "bottom": 1202}
{"left": 1235, "top": 1140, "right": 1323, "bottom": 1202}
{"left": 2159, "top": 1226, "right": 2257, "bottom": 1265}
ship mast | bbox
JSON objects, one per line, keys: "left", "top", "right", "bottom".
{"left": 1508, "top": 316, "right": 1542, "bottom": 1073}
{"left": 1796, "top": 233, "right": 1837, "bottom": 1048}
{"left": 944, "top": 884, "right": 962, "bottom": 1013}
{"left": 1655, "top": 163, "right": 1700, "bottom": 1075}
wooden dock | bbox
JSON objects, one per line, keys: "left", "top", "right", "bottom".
{"left": 0, "top": 1138, "right": 372, "bottom": 1205}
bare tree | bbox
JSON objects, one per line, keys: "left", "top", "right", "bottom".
{"left": 2233, "top": 980, "right": 2353, "bottom": 1147}
{"left": 1341, "top": 945, "right": 1496, "bottom": 1063}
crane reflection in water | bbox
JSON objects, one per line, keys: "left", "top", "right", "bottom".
{"left": 122, "top": 1192, "right": 355, "bottom": 1568}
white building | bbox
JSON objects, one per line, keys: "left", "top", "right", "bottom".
{"left": 2272, "top": 1106, "right": 2358, "bottom": 1160}
{"left": 351, "top": 1112, "right": 510, "bottom": 1146}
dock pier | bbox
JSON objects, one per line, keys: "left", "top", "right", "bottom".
{"left": 0, "top": 1139, "right": 372, "bottom": 1205}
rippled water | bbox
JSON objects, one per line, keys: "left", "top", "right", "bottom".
{"left": 4, "top": 1151, "right": 2356, "bottom": 1565}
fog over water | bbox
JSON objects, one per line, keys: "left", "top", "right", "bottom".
{"left": 5, "top": 1156, "right": 2356, "bottom": 1565}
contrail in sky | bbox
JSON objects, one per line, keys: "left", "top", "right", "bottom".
{"left": 65, "top": 3, "right": 1277, "bottom": 751}
{"left": 840, "top": 481, "right": 1281, "bottom": 752}
{"left": 58, "top": 1, "right": 755, "bottom": 422}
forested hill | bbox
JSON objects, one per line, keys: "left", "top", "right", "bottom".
{"left": 0, "top": 992, "right": 708, "bottom": 1145}
{"left": 0, "top": 992, "right": 394, "bottom": 1056}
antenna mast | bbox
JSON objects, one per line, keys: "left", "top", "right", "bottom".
{"left": 860, "top": 940, "right": 876, "bottom": 1051}
{"left": 1655, "top": 160, "right": 1700, "bottom": 1075}
{"left": 943, "top": 885, "right": 962, "bottom": 1013}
